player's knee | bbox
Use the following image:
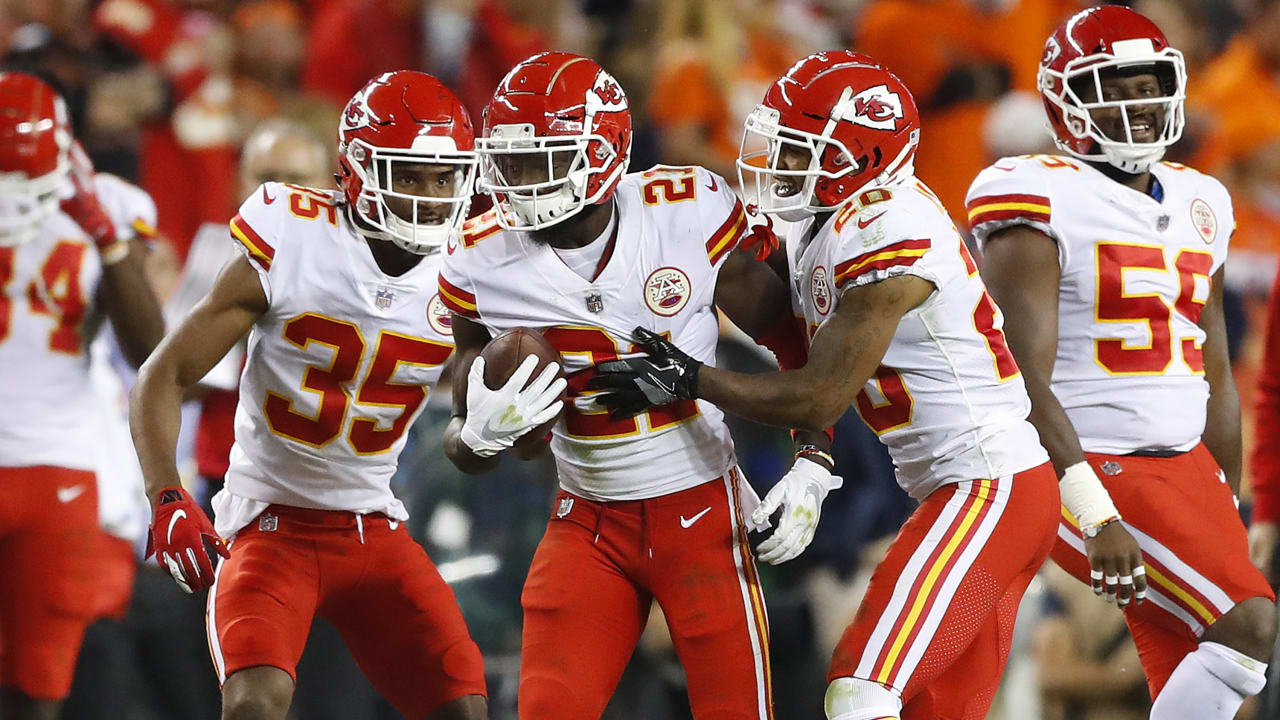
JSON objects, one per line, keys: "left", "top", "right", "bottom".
{"left": 221, "top": 667, "right": 293, "bottom": 720}
{"left": 222, "top": 694, "right": 287, "bottom": 720}
{"left": 518, "top": 676, "right": 589, "bottom": 720}
{"left": 1205, "top": 596, "right": 1277, "bottom": 661}
{"left": 824, "top": 676, "right": 902, "bottom": 720}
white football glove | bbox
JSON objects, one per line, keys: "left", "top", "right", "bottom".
{"left": 460, "top": 355, "right": 567, "bottom": 457}
{"left": 751, "top": 457, "right": 842, "bottom": 565}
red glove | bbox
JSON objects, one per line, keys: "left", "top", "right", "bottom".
{"left": 739, "top": 207, "right": 779, "bottom": 261}
{"left": 148, "top": 486, "right": 229, "bottom": 593}
{"left": 59, "top": 142, "right": 123, "bottom": 257}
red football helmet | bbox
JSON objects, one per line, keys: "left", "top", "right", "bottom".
{"left": 478, "top": 52, "right": 632, "bottom": 231}
{"left": 337, "top": 71, "right": 477, "bottom": 254}
{"left": 0, "top": 72, "right": 72, "bottom": 246}
{"left": 738, "top": 51, "right": 920, "bottom": 221}
{"left": 1039, "top": 6, "right": 1186, "bottom": 174}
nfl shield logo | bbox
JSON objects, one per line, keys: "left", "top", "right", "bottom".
{"left": 556, "top": 497, "right": 574, "bottom": 518}
{"left": 258, "top": 514, "right": 278, "bottom": 532}
{"left": 375, "top": 287, "right": 395, "bottom": 309}
{"left": 585, "top": 293, "right": 604, "bottom": 313}
{"left": 1100, "top": 461, "right": 1123, "bottom": 476}
{"left": 1157, "top": 215, "right": 1170, "bottom": 232}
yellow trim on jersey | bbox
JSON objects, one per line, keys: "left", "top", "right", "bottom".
{"left": 131, "top": 218, "right": 157, "bottom": 238}
{"left": 965, "top": 201, "right": 1051, "bottom": 222}
{"left": 706, "top": 210, "right": 746, "bottom": 262}
{"left": 834, "top": 247, "right": 930, "bottom": 286}
{"left": 231, "top": 221, "right": 273, "bottom": 270}
{"left": 438, "top": 285, "right": 477, "bottom": 313}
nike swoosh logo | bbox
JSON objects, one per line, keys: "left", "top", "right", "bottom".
{"left": 680, "top": 507, "right": 711, "bottom": 528}
{"left": 856, "top": 212, "right": 887, "bottom": 229}
{"left": 707, "top": 175, "right": 719, "bottom": 192}
{"left": 262, "top": 186, "right": 276, "bottom": 204}
{"left": 167, "top": 509, "right": 187, "bottom": 544}
{"left": 56, "top": 484, "right": 86, "bottom": 503}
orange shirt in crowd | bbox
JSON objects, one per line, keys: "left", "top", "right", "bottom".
{"left": 1191, "top": 37, "right": 1280, "bottom": 256}
{"left": 1192, "top": 38, "right": 1280, "bottom": 171}
{"left": 649, "top": 31, "right": 797, "bottom": 177}
{"left": 648, "top": 46, "right": 739, "bottom": 171}
{"left": 854, "top": 0, "right": 1064, "bottom": 227}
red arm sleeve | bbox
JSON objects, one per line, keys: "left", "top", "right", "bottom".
{"left": 755, "top": 313, "right": 808, "bottom": 371}
{"left": 1251, "top": 267, "right": 1280, "bottom": 523}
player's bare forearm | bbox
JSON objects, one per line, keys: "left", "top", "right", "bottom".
{"left": 130, "top": 255, "right": 266, "bottom": 509}
{"left": 981, "top": 226, "right": 1086, "bottom": 474}
{"left": 1200, "top": 270, "right": 1242, "bottom": 494}
{"left": 443, "top": 415, "right": 500, "bottom": 473}
{"left": 131, "top": 362, "right": 185, "bottom": 511}
{"left": 715, "top": 249, "right": 826, "bottom": 441}
{"left": 98, "top": 239, "right": 165, "bottom": 368}
{"left": 699, "top": 275, "right": 931, "bottom": 431}
{"left": 713, "top": 250, "right": 795, "bottom": 339}
{"left": 444, "top": 314, "right": 500, "bottom": 474}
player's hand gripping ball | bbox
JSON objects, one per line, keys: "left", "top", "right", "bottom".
{"left": 461, "top": 328, "right": 567, "bottom": 457}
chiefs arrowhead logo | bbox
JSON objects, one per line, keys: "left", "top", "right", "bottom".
{"left": 592, "top": 79, "right": 622, "bottom": 106}
{"left": 587, "top": 70, "right": 628, "bottom": 114}
{"left": 855, "top": 96, "right": 895, "bottom": 122}
{"left": 842, "top": 85, "right": 904, "bottom": 131}
{"left": 1041, "top": 36, "right": 1061, "bottom": 66}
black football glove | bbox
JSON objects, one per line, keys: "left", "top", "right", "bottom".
{"left": 590, "top": 327, "right": 702, "bottom": 416}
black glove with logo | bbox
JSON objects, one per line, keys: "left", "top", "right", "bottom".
{"left": 590, "top": 327, "right": 701, "bottom": 416}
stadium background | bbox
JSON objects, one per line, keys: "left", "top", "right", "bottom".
{"left": 3, "top": 0, "right": 1279, "bottom": 717}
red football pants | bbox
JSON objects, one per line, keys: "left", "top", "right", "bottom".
{"left": 1052, "top": 443, "right": 1275, "bottom": 698}
{"left": 207, "top": 505, "right": 487, "bottom": 717}
{"left": 0, "top": 465, "right": 101, "bottom": 700}
{"left": 519, "top": 472, "right": 773, "bottom": 720}
{"left": 828, "top": 463, "right": 1059, "bottom": 720}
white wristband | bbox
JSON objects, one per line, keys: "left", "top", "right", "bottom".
{"left": 1059, "top": 461, "right": 1121, "bottom": 532}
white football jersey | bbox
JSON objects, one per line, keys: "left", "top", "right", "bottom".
{"left": 787, "top": 179, "right": 1047, "bottom": 499}
{"left": 967, "top": 155, "right": 1231, "bottom": 455}
{"left": 0, "top": 174, "right": 156, "bottom": 471}
{"left": 439, "top": 166, "right": 749, "bottom": 502}
{"left": 219, "top": 182, "right": 455, "bottom": 535}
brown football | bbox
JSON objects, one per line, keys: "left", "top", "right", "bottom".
{"left": 479, "top": 327, "right": 565, "bottom": 449}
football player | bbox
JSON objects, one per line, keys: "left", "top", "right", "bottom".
{"left": 0, "top": 72, "right": 165, "bottom": 720}
{"left": 967, "top": 7, "right": 1277, "bottom": 719}
{"left": 593, "top": 51, "right": 1061, "bottom": 720}
{"left": 440, "top": 51, "right": 830, "bottom": 720}
{"left": 129, "top": 71, "right": 501, "bottom": 720}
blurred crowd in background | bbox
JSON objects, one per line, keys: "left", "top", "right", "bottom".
{"left": 3, "top": 0, "right": 1280, "bottom": 717}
